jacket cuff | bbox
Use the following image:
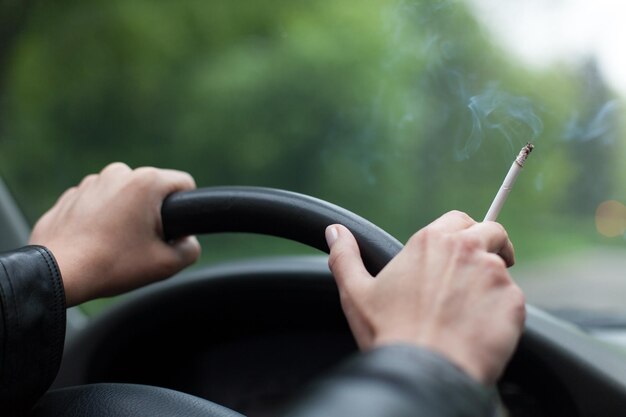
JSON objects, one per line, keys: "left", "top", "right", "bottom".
{"left": 352, "top": 345, "right": 498, "bottom": 415}
{"left": 283, "top": 344, "right": 498, "bottom": 417}
{"left": 0, "top": 246, "right": 67, "bottom": 415}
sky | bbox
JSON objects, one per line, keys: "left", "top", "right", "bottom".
{"left": 467, "top": 0, "right": 626, "bottom": 96}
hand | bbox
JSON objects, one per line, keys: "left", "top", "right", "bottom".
{"left": 325, "top": 211, "right": 525, "bottom": 384}
{"left": 29, "top": 163, "right": 201, "bottom": 307}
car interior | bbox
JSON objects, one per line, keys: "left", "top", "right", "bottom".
{"left": 3, "top": 184, "right": 626, "bottom": 416}
{"left": 3, "top": 1, "right": 626, "bottom": 416}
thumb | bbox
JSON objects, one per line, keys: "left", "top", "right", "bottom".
{"left": 325, "top": 225, "right": 372, "bottom": 292}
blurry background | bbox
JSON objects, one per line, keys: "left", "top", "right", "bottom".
{"left": 1, "top": 0, "right": 625, "bottom": 315}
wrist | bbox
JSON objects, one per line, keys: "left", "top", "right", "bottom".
{"left": 40, "top": 244, "right": 93, "bottom": 307}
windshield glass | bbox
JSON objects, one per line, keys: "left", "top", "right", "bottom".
{"left": 1, "top": 0, "right": 625, "bottom": 317}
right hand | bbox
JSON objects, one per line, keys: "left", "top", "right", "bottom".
{"left": 325, "top": 211, "right": 525, "bottom": 384}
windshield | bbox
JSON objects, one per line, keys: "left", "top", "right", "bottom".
{"left": 1, "top": 0, "right": 625, "bottom": 317}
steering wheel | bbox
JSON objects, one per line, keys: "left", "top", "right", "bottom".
{"left": 161, "top": 187, "right": 402, "bottom": 273}
{"left": 33, "top": 187, "right": 403, "bottom": 417}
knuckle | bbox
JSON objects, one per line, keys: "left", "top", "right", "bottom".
{"left": 407, "top": 228, "right": 432, "bottom": 249}
{"left": 409, "top": 225, "right": 447, "bottom": 245}
{"left": 407, "top": 229, "right": 424, "bottom": 247}
{"left": 78, "top": 174, "right": 97, "bottom": 188}
{"left": 459, "top": 234, "right": 481, "bottom": 252}
{"left": 492, "top": 222, "right": 509, "bottom": 240}
{"left": 448, "top": 210, "right": 475, "bottom": 226}
{"left": 484, "top": 254, "right": 507, "bottom": 271}
{"left": 102, "top": 162, "right": 131, "bottom": 174}
{"left": 134, "top": 166, "right": 160, "bottom": 179}
{"left": 131, "top": 167, "right": 161, "bottom": 188}
{"left": 328, "top": 246, "right": 354, "bottom": 274}
{"left": 479, "top": 255, "right": 509, "bottom": 285}
{"left": 61, "top": 186, "right": 78, "bottom": 198}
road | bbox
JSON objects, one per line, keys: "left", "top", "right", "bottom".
{"left": 512, "top": 247, "right": 626, "bottom": 312}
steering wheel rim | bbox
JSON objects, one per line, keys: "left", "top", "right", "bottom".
{"left": 32, "top": 384, "right": 245, "bottom": 417}
{"left": 161, "top": 186, "right": 404, "bottom": 275}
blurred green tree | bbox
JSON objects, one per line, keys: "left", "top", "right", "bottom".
{"left": 0, "top": 0, "right": 622, "bottom": 267}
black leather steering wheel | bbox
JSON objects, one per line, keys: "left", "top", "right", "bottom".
{"left": 33, "top": 187, "right": 403, "bottom": 417}
{"left": 161, "top": 186, "right": 403, "bottom": 275}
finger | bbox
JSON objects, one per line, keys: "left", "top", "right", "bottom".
{"left": 461, "top": 222, "right": 515, "bottom": 267}
{"left": 158, "top": 235, "right": 202, "bottom": 275}
{"left": 171, "top": 235, "right": 202, "bottom": 266}
{"left": 134, "top": 167, "right": 197, "bottom": 195}
{"left": 427, "top": 210, "right": 477, "bottom": 234}
{"left": 158, "top": 168, "right": 197, "bottom": 193}
{"left": 326, "top": 225, "right": 372, "bottom": 293}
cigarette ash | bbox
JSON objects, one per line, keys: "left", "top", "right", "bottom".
{"left": 515, "top": 142, "right": 534, "bottom": 167}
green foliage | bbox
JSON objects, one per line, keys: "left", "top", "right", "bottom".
{"left": 1, "top": 0, "right": 624, "bottom": 277}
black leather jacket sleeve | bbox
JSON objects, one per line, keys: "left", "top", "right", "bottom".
{"left": 281, "top": 344, "right": 497, "bottom": 417}
{"left": 0, "top": 246, "right": 66, "bottom": 416}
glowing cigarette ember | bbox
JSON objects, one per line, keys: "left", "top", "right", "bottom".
{"left": 484, "top": 143, "right": 534, "bottom": 222}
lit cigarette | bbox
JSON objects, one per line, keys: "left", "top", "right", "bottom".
{"left": 484, "top": 143, "right": 534, "bottom": 222}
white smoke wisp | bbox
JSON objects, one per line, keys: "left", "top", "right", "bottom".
{"left": 454, "top": 83, "right": 543, "bottom": 161}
